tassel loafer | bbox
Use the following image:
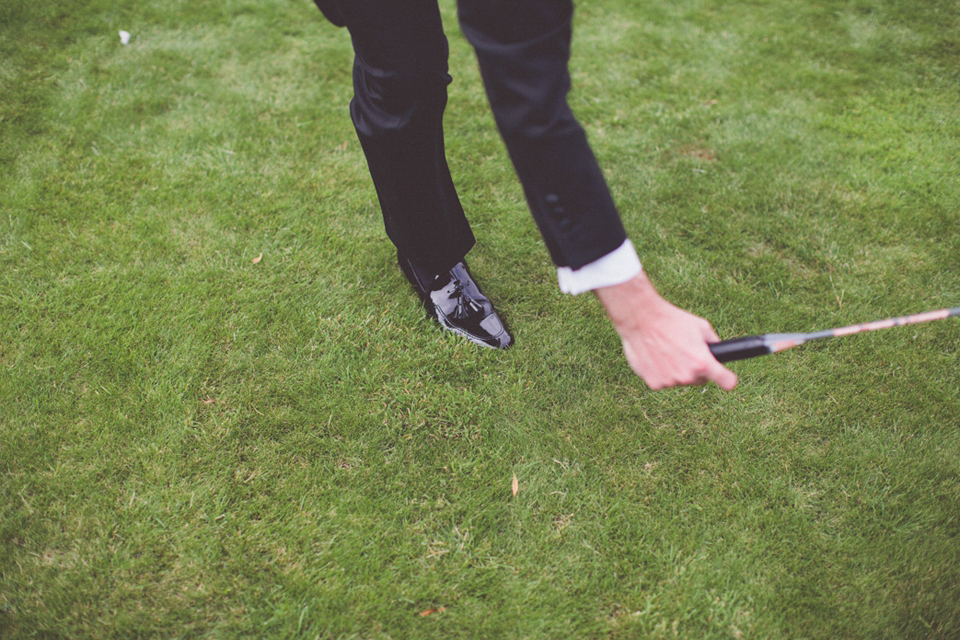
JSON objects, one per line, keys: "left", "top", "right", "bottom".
{"left": 399, "top": 254, "right": 513, "bottom": 349}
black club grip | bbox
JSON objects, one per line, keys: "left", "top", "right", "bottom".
{"left": 708, "top": 335, "right": 771, "bottom": 363}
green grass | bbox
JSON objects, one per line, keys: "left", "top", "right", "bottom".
{"left": 2, "top": 0, "right": 959, "bottom": 637}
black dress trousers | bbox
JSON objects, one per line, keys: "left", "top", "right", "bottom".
{"left": 317, "top": 0, "right": 627, "bottom": 274}
{"left": 320, "top": 0, "right": 475, "bottom": 275}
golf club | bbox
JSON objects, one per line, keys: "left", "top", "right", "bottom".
{"left": 709, "top": 306, "right": 960, "bottom": 363}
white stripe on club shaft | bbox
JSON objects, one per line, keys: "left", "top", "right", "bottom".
{"left": 776, "top": 307, "right": 959, "bottom": 349}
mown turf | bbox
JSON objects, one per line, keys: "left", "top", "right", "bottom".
{"left": 2, "top": 0, "right": 958, "bottom": 637}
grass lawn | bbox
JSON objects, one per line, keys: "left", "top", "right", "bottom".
{"left": 2, "top": 0, "right": 958, "bottom": 637}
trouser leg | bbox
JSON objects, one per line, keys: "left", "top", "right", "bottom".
{"left": 331, "top": 0, "right": 475, "bottom": 275}
{"left": 457, "top": 0, "right": 626, "bottom": 270}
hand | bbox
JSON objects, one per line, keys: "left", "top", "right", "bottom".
{"left": 594, "top": 272, "right": 738, "bottom": 391}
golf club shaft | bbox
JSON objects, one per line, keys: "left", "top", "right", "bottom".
{"left": 709, "top": 307, "right": 960, "bottom": 363}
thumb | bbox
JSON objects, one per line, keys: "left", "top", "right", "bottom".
{"left": 701, "top": 323, "right": 738, "bottom": 391}
{"left": 709, "top": 361, "right": 739, "bottom": 391}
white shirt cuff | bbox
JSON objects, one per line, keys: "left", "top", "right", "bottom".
{"left": 557, "top": 239, "right": 642, "bottom": 295}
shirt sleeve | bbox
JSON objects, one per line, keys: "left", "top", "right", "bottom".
{"left": 556, "top": 239, "right": 642, "bottom": 295}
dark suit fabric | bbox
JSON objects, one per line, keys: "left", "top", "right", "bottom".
{"left": 321, "top": 0, "right": 627, "bottom": 274}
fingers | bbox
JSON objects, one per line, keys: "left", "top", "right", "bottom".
{"left": 622, "top": 337, "right": 738, "bottom": 391}
{"left": 595, "top": 273, "right": 739, "bottom": 391}
{"left": 699, "top": 321, "right": 738, "bottom": 390}
{"left": 677, "top": 353, "right": 738, "bottom": 391}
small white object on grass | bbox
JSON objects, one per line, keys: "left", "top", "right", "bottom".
{"left": 119, "top": 30, "right": 131, "bottom": 45}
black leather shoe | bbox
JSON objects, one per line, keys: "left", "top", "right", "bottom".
{"left": 399, "top": 254, "right": 513, "bottom": 349}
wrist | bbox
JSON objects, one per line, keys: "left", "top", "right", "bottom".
{"left": 594, "top": 271, "right": 665, "bottom": 333}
